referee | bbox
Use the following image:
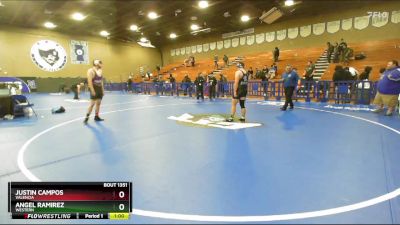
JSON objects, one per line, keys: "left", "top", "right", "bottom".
{"left": 281, "top": 65, "right": 299, "bottom": 111}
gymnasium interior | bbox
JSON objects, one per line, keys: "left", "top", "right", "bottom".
{"left": 1, "top": 0, "right": 400, "bottom": 224}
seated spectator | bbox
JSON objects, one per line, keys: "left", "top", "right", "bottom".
{"left": 184, "top": 58, "right": 190, "bottom": 67}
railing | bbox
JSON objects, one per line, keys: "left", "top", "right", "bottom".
{"left": 105, "top": 80, "right": 378, "bottom": 105}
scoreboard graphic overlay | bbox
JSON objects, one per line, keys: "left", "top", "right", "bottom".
{"left": 8, "top": 182, "right": 132, "bottom": 220}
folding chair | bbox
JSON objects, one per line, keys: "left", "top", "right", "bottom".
{"left": 12, "top": 95, "right": 37, "bottom": 118}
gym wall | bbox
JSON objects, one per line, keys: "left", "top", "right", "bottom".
{"left": 161, "top": 1, "right": 400, "bottom": 65}
{"left": 0, "top": 25, "right": 162, "bottom": 83}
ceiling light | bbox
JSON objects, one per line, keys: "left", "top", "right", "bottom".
{"left": 0, "top": 1, "right": 4, "bottom": 7}
{"left": 191, "top": 24, "right": 200, "bottom": 30}
{"left": 169, "top": 33, "right": 177, "bottom": 39}
{"left": 100, "top": 30, "right": 110, "bottom": 37}
{"left": 241, "top": 15, "right": 250, "bottom": 22}
{"left": 148, "top": 12, "right": 158, "bottom": 19}
{"left": 71, "top": 12, "right": 86, "bottom": 21}
{"left": 140, "top": 37, "right": 148, "bottom": 42}
{"left": 130, "top": 24, "right": 138, "bottom": 31}
{"left": 198, "top": 1, "right": 209, "bottom": 9}
{"left": 44, "top": 21, "right": 57, "bottom": 29}
{"left": 285, "top": 0, "right": 294, "bottom": 6}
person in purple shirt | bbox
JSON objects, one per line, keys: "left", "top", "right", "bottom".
{"left": 372, "top": 60, "right": 400, "bottom": 116}
{"left": 280, "top": 65, "right": 299, "bottom": 111}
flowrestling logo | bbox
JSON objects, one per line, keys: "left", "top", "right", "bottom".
{"left": 31, "top": 40, "right": 67, "bottom": 72}
{"left": 168, "top": 113, "right": 262, "bottom": 130}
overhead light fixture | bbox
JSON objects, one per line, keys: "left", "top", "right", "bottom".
{"left": 198, "top": 1, "right": 209, "bottom": 9}
{"left": 241, "top": 15, "right": 250, "bottom": 22}
{"left": 148, "top": 12, "right": 158, "bottom": 19}
{"left": 0, "top": 1, "right": 4, "bottom": 7}
{"left": 100, "top": 30, "right": 110, "bottom": 37}
{"left": 191, "top": 24, "right": 200, "bottom": 30}
{"left": 169, "top": 33, "right": 177, "bottom": 39}
{"left": 140, "top": 37, "right": 148, "bottom": 42}
{"left": 71, "top": 12, "right": 86, "bottom": 21}
{"left": 44, "top": 21, "right": 57, "bottom": 29}
{"left": 285, "top": 0, "right": 294, "bottom": 6}
{"left": 130, "top": 24, "right": 138, "bottom": 31}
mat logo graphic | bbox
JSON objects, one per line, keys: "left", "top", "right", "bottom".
{"left": 31, "top": 40, "right": 67, "bottom": 72}
{"left": 168, "top": 113, "right": 262, "bottom": 130}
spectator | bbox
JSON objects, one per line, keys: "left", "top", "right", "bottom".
{"left": 356, "top": 66, "right": 372, "bottom": 104}
{"left": 273, "top": 47, "right": 280, "bottom": 62}
{"left": 127, "top": 75, "right": 133, "bottom": 93}
{"left": 184, "top": 58, "right": 190, "bottom": 67}
{"left": 169, "top": 74, "right": 176, "bottom": 95}
{"left": 338, "top": 38, "right": 347, "bottom": 55}
{"left": 333, "top": 42, "right": 340, "bottom": 63}
{"left": 303, "top": 60, "right": 315, "bottom": 91}
{"left": 208, "top": 73, "right": 217, "bottom": 100}
{"left": 190, "top": 56, "right": 195, "bottom": 67}
{"left": 358, "top": 66, "right": 372, "bottom": 81}
{"left": 219, "top": 74, "right": 228, "bottom": 97}
{"left": 223, "top": 54, "right": 229, "bottom": 67}
{"left": 262, "top": 65, "right": 269, "bottom": 76}
{"left": 326, "top": 42, "right": 334, "bottom": 63}
{"left": 332, "top": 65, "right": 353, "bottom": 82}
{"left": 181, "top": 74, "right": 192, "bottom": 96}
{"left": 343, "top": 47, "right": 354, "bottom": 66}
{"left": 71, "top": 80, "right": 85, "bottom": 100}
{"left": 269, "top": 63, "right": 278, "bottom": 79}
{"left": 280, "top": 65, "right": 299, "bottom": 110}
{"left": 248, "top": 67, "right": 254, "bottom": 79}
{"left": 194, "top": 73, "right": 205, "bottom": 100}
{"left": 255, "top": 68, "right": 261, "bottom": 79}
{"left": 372, "top": 60, "right": 400, "bottom": 116}
{"left": 156, "top": 65, "right": 161, "bottom": 74}
{"left": 260, "top": 66, "right": 269, "bottom": 97}
{"left": 214, "top": 55, "right": 219, "bottom": 69}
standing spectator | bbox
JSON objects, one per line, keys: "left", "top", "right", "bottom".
{"left": 191, "top": 56, "right": 195, "bottom": 67}
{"left": 219, "top": 74, "right": 228, "bottom": 97}
{"left": 255, "top": 68, "right": 261, "bottom": 79}
{"left": 280, "top": 65, "right": 299, "bottom": 111}
{"left": 326, "top": 42, "right": 334, "bottom": 63}
{"left": 356, "top": 66, "right": 372, "bottom": 104}
{"left": 273, "top": 47, "right": 280, "bottom": 62}
{"left": 156, "top": 65, "right": 161, "bottom": 74}
{"left": 248, "top": 67, "right": 254, "bottom": 79}
{"left": 262, "top": 65, "right": 269, "bottom": 76}
{"left": 339, "top": 38, "right": 347, "bottom": 53}
{"left": 223, "top": 54, "right": 229, "bottom": 67}
{"left": 372, "top": 60, "right": 400, "bottom": 116}
{"left": 127, "top": 75, "right": 133, "bottom": 93}
{"left": 194, "top": 73, "right": 205, "bottom": 101}
{"left": 214, "top": 55, "right": 219, "bottom": 69}
{"left": 181, "top": 74, "right": 192, "bottom": 96}
{"left": 71, "top": 80, "right": 85, "bottom": 100}
{"left": 333, "top": 42, "right": 340, "bottom": 63}
{"left": 169, "top": 74, "right": 176, "bottom": 96}
{"left": 303, "top": 60, "right": 315, "bottom": 91}
{"left": 208, "top": 73, "right": 217, "bottom": 100}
